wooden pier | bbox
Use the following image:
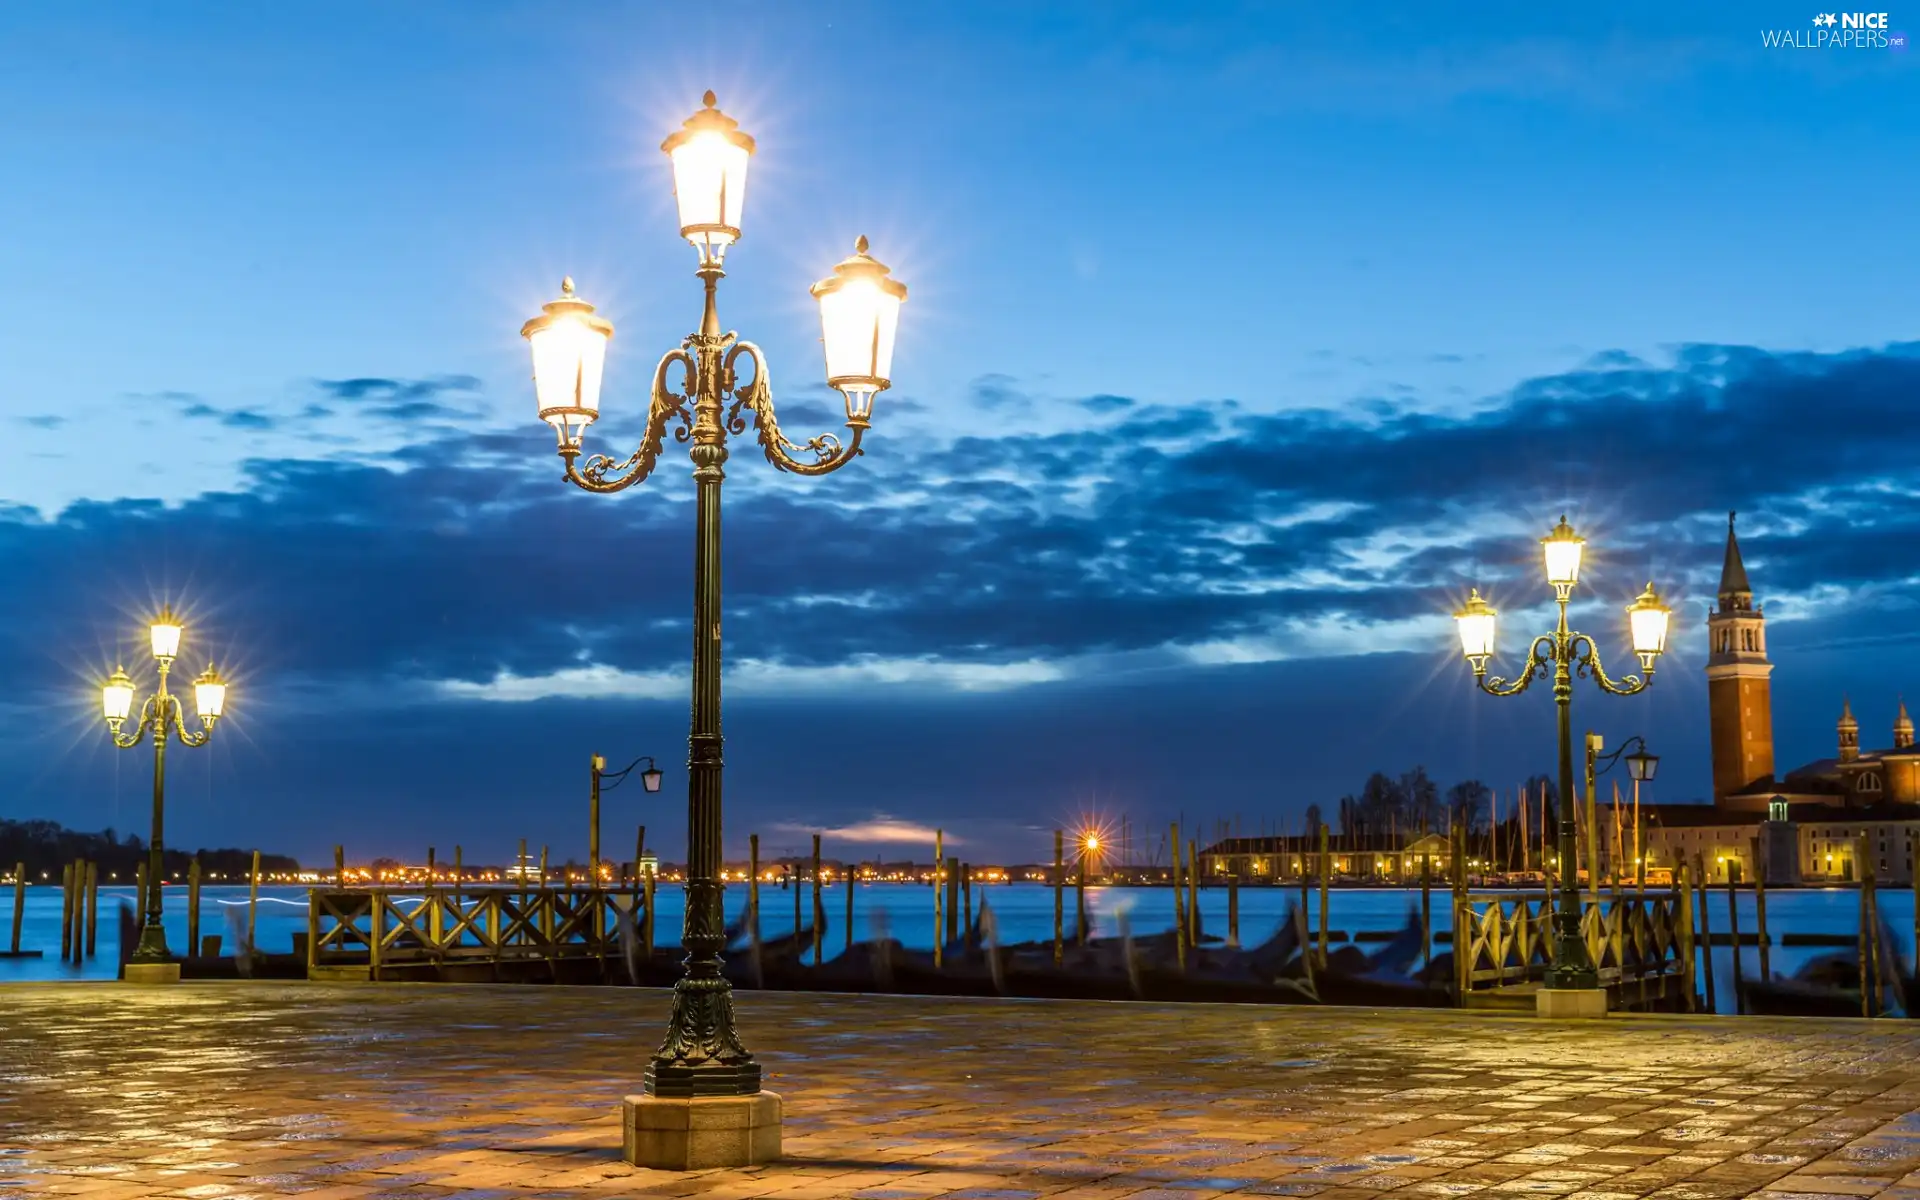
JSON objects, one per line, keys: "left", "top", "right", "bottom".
{"left": 307, "top": 886, "right": 639, "bottom": 983}
{"left": 1453, "top": 889, "right": 1693, "bottom": 1012}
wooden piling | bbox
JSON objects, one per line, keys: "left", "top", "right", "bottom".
{"left": 961, "top": 862, "right": 973, "bottom": 942}
{"left": 67, "top": 860, "right": 82, "bottom": 964}
{"left": 1168, "top": 823, "right": 1184, "bottom": 969}
{"left": 1420, "top": 854, "right": 1432, "bottom": 972}
{"left": 427, "top": 845, "right": 437, "bottom": 884}
{"left": 643, "top": 869, "right": 655, "bottom": 963}
{"left": 134, "top": 860, "right": 147, "bottom": 945}
{"left": 934, "top": 830, "right": 945, "bottom": 970}
{"left": 1869, "top": 851, "right": 1887, "bottom": 1017}
{"left": 9, "top": 863, "right": 25, "bottom": 954}
{"left": 60, "top": 864, "right": 73, "bottom": 961}
{"left": 187, "top": 858, "right": 202, "bottom": 959}
{"left": 811, "top": 834, "right": 823, "bottom": 967}
{"left": 1693, "top": 854, "right": 1716, "bottom": 1012}
{"left": 1317, "top": 823, "right": 1331, "bottom": 969}
{"left": 334, "top": 845, "right": 345, "bottom": 888}
{"left": 539, "top": 845, "right": 551, "bottom": 942}
{"left": 1053, "top": 830, "right": 1066, "bottom": 966}
{"left": 1074, "top": 852, "right": 1087, "bottom": 948}
{"left": 1751, "top": 836, "right": 1771, "bottom": 982}
{"left": 747, "top": 832, "right": 759, "bottom": 944}
{"left": 844, "top": 857, "right": 855, "bottom": 953}
{"left": 792, "top": 854, "right": 802, "bottom": 946}
{"left": 1677, "top": 860, "right": 1696, "bottom": 1012}
{"left": 945, "top": 856, "right": 961, "bottom": 946}
{"left": 1858, "top": 835, "right": 1877, "bottom": 1018}
{"left": 248, "top": 850, "right": 262, "bottom": 954}
{"left": 635, "top": 826, "right": 648, "bottom": 896}
{"left": 1227, "top": 861, "right": 1240, "bottom": 948}
{"left": 1726, "top": 868, "right": 1745, "bottom": 1015}
{"left": 84, "top": 861, "right": 98, "bottom": 958}
{"left": 1187, "top": 840, "right": 1200, "bottom": 948}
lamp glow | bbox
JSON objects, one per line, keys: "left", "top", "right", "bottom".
{"left": 1541, "top": 514, "right": 1585, "bottom": 595}
{"left": 1626, "top": 582, "right": 1672, "bottom": 667}
{"left": 662, "top": 92, "right": 755, "bottom": 265}
{"left": 1453, "top": 588, "right": 1497, "bottom": 669}
{"left": 812, "top": 237, "right": 907, "bottom": 423}
{"left": 193, "top": 666, "right": 227, "bottom": 723}
{"left": 150, "top": 614, "right": 183, "bottom": 661}
{"left": 102, "top": 666, "right": 135, "bottom": 724}
{"left": 521, "top": 278, "right": 614, "bottom": 450}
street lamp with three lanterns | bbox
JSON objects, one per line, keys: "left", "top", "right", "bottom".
{"left": 518, "top": 91, "right": 908, "bottom": 1167}
{"left": 1452, "top": 516, "right": 1671, "bottom": 996}
{"left": 101, "top": 609, "right": 229, "bottom": 979}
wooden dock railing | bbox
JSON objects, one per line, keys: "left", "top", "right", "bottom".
{"left": 1453, "top": 890, "right": 1693, "bottom": 1011}
{"left": 307, "top": 886, "right": 636, "bottom": 980}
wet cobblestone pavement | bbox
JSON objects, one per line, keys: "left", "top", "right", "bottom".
{"left": 7, "top": 985, "right": 1920, "bottom": 1200}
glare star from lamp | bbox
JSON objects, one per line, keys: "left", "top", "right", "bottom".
{"left": 1452, "top": 516, "right": 1670, "bottom": 1017}
{"left": 100, "top": 610, "right": 229, "bottom": 985}
{"left": 518, "top": 92, "right": 907, "bottom": 1170}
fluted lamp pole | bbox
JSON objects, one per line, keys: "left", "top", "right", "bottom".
{"left": 1453, "top": 517, "right": 1670, "bottom": 1015}
{"left": 101, "top": 609, "right": 229, "bottom": 985}
{"left": 519, "top": 92, "right": 907, "bottom": 1170}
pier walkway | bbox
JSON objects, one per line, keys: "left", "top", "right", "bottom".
{"left": 7, "top": 985, "right": 1920, "bottom": 1200}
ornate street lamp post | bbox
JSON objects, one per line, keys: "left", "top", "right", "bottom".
{"left": 590, "top": 753, "right": 664, "bottom": 884}
{"left": 1586, "top": 734, "right": 1658, "bottom": 889}
{"left": 100, "top": 609, "right": 229, "bottom": 984}
{"left": 519, "top": 92, "right": 906, "bottom": 1168}
{"left": 1453, "top": 516, "right": 1670, "bottom": 1004}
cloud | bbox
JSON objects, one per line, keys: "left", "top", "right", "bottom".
{"left": 6, "top": 340, "right": 1917, "bottom": 723}
{"left": 775, "top": 816, "right": 951, "bottom": 846}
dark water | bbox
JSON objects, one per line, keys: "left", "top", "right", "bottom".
{"left": 1, "top": 881, "right": 1901, "bottom": 1014}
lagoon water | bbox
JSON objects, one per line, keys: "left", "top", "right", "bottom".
{"left": 1, "top": 881, "right": 1902, "bottom": 1015}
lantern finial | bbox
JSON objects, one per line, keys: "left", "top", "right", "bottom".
{"left": 561, "top": 276, "right": 575, "bottom": 296}
{"left": 855, "top": 234, "right": 869, "bottom": 254}
{"left": 703, "top": 89, "right": 717, "bottom": 108}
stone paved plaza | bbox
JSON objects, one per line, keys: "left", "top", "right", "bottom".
{"left": 7, "top": 984, "right": 1920, "bottom": 1200}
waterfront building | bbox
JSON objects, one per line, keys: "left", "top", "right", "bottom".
{"left": 1642, "top": 513, "right": 1920, "bottom": 883}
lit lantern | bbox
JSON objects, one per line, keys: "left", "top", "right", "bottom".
{"left": 811, "top": 237, "right": 908, "bottom": 423}
{"left": 521, "top": 278, "right": 613, "bottom": 450}
{"left": 150, "top": 612, "right": 183, "bottom": 662}
{"left": 1541, "top": 515, "right": 1585, "bottom": 595}
{"left": 662, "top": 91, "right": 755, "bottom": 266}
{"left": 103, "top": 666, "right": 135, "bottom": 725}
{"left": 1626, "top": 582, "right": 1672, "bottom": 668}
{"left": 194, "top": 665, "right": 228, "bottom": 723}
{"left": 1453, "top": 588, "right": 1497, "bottom": 672}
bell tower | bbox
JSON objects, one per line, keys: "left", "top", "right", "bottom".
{"left": 1707, "top": 512, "right": 1775, "bottom": 804}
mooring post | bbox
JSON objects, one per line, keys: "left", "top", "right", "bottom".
{"left": 248, "top": 850, "right": 263, "bottom": 956}
{"left": 1169, "top": 822, "right": 1184, "bottom": 970}
{"left": 1318, "top": 823, "right": 1332, "bottom": 969}
{"left": 1227, "top": 860, "right": 1240, "bottom": 948}
{"left": 59, "top": 864, "right": 73, "bottom": 962}
{"left": 811, "top": 834, "right": 823, "bottom": 967}
{"left": 10, "top": 863, "right": 26, "bottom": 954}
{"left": 85, "top": 861, "right": 100, "bottom": 959}
{"left": 187, "top": 858, "right": 202, "bottom": 958}
{"left": 1075, "top": 852, "right": 1088, "bottom": 947}
{"left": 844, "top": 857, "right": 855, "bottom": 952}
{"left": 1187, "top": 840, "right": 1200, "bottom": 948}
{"left": 1694, "top": 854, "right": 1716, "bottom": 1013}
{"left": 334, "top": 845, "right": 344, "bottom": 889}
{"left": 1053, "top": 829, "right": 1065, "bottom": 967}
{"left": 1420, "top": 853, "right": 1432, "bottom": 973}
{"left": 746, "top": 832, "right": 758, "bottom": 943}
{"left": 934, "top": 829, "right": 945, "bottom": 970}
{"left": 1752, "top": 836, "right": 1771, "bottom": 982}
{"left": 961, "top": 862, "right": 973, "bottom": 945}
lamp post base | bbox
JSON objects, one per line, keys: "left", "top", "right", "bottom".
{"left": 622, "top": 1091, "right": 782, "bottom": 1170}
{"left": 123, "top": 962, "right": 182, "bottom": 985}
{"left": 1535, "top": 987, "right": 1608, "bottom": 1019}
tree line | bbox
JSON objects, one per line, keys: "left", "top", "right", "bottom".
{"left": 1302, "top": 768, "right": 1564, "bottom": 848}
{"left": 0, "top": 818, "right": 300, "bottom": 880}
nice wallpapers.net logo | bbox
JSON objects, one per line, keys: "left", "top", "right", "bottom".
{"left": 1762, "top": 11, "right": 1908, "bottom": 48}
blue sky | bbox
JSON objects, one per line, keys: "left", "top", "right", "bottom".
{"left": 0, "top": 2, "right": 1914, "bottom": 865}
